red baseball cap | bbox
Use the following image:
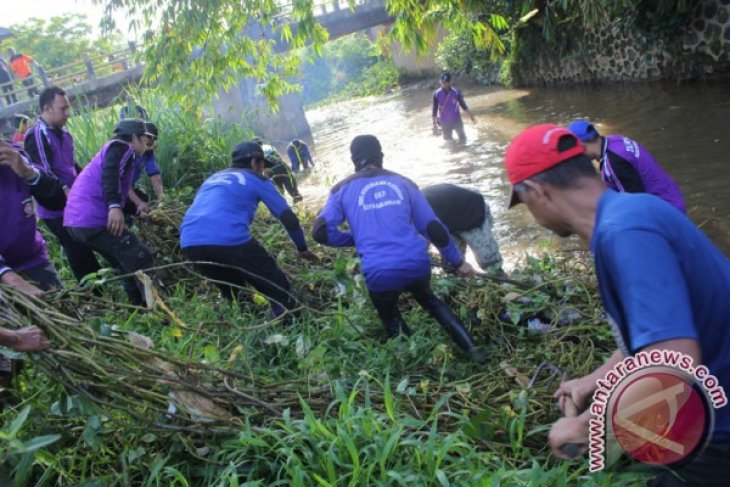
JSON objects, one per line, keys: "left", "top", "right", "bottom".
{"left": 505, "top": 124, "right": 585, "bottom": 208}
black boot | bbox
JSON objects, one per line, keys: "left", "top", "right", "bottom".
{"left": 382, "top": 314, "right": 412, "bottom": 339}
{"left": 421, "top": 296, "right": 475, "bottom": 352}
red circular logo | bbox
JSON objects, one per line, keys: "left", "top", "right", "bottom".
{"left": 609, "top": 368, "right": 711, "bottom": 466}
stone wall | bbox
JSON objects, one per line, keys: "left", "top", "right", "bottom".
{"left": 511, "top": 0, "right": 730, "bottom": 85}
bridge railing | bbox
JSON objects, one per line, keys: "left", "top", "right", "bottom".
{"left": 272, "top": 0, "right": 371, "bottom": 20}
{"left": 0, "top": 43, "right": 141, "bottom": 108}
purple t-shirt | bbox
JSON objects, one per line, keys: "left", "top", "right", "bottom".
{"left": 432, "top": 87, "right": 466, "bottom": 125}
{"left": 315, "top": 168, "right": 463, "bottom": 292}
{"left": 601, "top": 135, "right": 686, "bottom": 214}
{"left": 0, "top": 146, "right": 49, "bottom": 276}
{"left": 27, "top": 119, "right": 76, "bottom": 220}
{"left": 64, "top": 140, "right": 135, "bottom": 228}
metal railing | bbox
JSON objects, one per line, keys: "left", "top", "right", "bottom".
{"left": 0, "top": 42, "right": 140, "bottom": 108}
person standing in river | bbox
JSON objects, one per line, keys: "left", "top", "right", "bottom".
{"left": 312, "top": 134, "right": 484, "bottom": 360}
{"left": 431, "top": 72, "right": 476, "bottom": 143}
{"left": 567, "top": 119, "right": 686, "bottom": 214}
{"left": 505, "top": 124, "right": 729, "bottom": 486}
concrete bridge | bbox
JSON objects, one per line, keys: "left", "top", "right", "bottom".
{"left": 0, "top": 45, "right": 143, "bottom": 134}
{"left": 215, "top": 0, "right": 398, "bottom": 144}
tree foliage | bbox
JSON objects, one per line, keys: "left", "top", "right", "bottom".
{"left": 93, "top": 0, "right": 330, "bottom": 108}
{"left": 0, "top": 14, "right": 122, "bottom": 70}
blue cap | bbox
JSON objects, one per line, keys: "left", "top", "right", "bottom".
{"left": 567, "top": 120, "right": 599, "bottom": 142}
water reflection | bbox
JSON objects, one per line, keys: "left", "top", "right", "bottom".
{"left": 302, "top": 79, "right": 730, "bottom": 267}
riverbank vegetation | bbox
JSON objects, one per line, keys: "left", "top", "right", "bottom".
{"left": 0, "top": 96, "right": 653, "bottom": 485}
{"left": 299, "top": 33, "right": 400, "bottom": 107}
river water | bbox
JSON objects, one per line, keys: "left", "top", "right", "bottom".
{"left": 297, "top": 79, "right": 730, "bottom": 268}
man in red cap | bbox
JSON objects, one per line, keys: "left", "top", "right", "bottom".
{"left": 505, "top": 124, "right": 730, "bottom": 485}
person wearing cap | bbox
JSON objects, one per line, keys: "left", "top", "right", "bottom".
{"left": 1, "top": 139, "right": 66, "bottom": 296}
{"left": 253, "top": 138, "right": 303, "bottom": 203}
{"left": 125, "top": 122, "right": 164, "bottom": 218}
{"left": 180, "top": 140, "right": 317, "bottom": 320}
{"left": 286, "top": 139, "right": 315, "bottom": 173}
{"left": 504, "top": 124, "right": 730, "bottom": 484}
{"left": 312, "top": 135, "right": 483, "bottom": 357}
{"left": 24, "top": 86, "right": 102, "bottom": 284}
{"left": 567, "top": 119, "right": 686, "bottom": 214}
{"left": 432, "top": 72, "right": 476, "bottom": 143}
{"left": 422, "top": 183, "right": 503, "bottom": 272}
{"left": 64, "top": 119, "right": 157, "bottom": 305}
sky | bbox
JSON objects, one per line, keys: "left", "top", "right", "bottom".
{"left": 0, "top": 0, "right": 134, "bottom": 38}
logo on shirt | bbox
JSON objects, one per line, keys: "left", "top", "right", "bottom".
{"left": 205, "top": 172, "right": 247, "bottom": 188}
{"left": 357, "top": 180, "right": 404, "bottom": 211}
{"left": 587, "top": 351, "right": 726, "bottom": 471}
{"left": 621, "top": 137, "right": 641, "bottom": 158}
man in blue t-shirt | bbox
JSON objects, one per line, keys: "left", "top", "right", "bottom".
{"left": 125, "top": 122, "right": 164, "bottom": 218}
{"left": 312, "top": 134, "right": 482, "bottom": 359}
{"left": 505, "top": 124, "right": 730, "bottom": 485}
{"left": 180, "top": 140, "right": 317, "bottom": 320}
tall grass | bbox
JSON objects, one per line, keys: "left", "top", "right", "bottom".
{"left": 67, "top": 90, "right": 254, "bottom": 191}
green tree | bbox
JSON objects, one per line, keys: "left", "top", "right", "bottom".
{"left": 0, "top": 14, "right": 122, "bottom": 70}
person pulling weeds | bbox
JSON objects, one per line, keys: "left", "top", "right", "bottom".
{"left": 505, "top": 124, "right": 730, "bottom": 486}
{"left": 63, "top": 119, "right": 158, "bottom": 305}
{"left": 312, "top": 134, "right": 484, "bottom": 360}
{"left": 180, "top": 140, "right": 317, "bottom": 321}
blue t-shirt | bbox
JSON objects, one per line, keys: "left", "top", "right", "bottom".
{"left": 132, "top": 151, "right": 160, "bottom": 185}
{"left": 315, "top": 168, "right": 463, "bottom": 292}
{"left": 591, "top": 190, "right": 730, "bottom": 441}
{"left": 180, "top": 168, "right": 306, "bottom": 249}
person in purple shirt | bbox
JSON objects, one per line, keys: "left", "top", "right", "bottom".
{"left": 0, "top": 140, "right": 66, "bottom": 296}
{"left": 64, "top": 119, "right": 157, "bottom": 305}
{"left": 125, "top": 122, "right": 165, "bottom": 218}
{"left": 568, "top": 119, "right": 686, "bottom": 214}
{"left": 24, "top": 86, "right": 102, "bottom": 283}
{"left": 431, "top": 72, "right": 476, "bottom": 143}
{"left": 286, "top": 139, "right": 314, "bottom": 172}
{"left": 312, "top": 135, "right": 483, "bottom": 359}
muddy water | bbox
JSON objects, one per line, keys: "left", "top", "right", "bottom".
{"left": 296, "top": 79, "right": 730, "bottom": 268}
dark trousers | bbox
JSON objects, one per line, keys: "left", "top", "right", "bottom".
{"left": 269, "top": 164, "right": 302, "bottom": 201}
{"left": 368, "top": 279, "right": 475, "bottom": 351}
{"left": 441, "top": 118, "right": 466, "bottom": 143}
{"left": 43, "top": 217, "right": 102, "bottom": 283}
{"left": 0, "top": 81, "right": 16, "bottom": 105}
{"left": 21, "top": 77, "right": 38, "bottom": 98}
{"left": 648, "top": 442, "right": 730, "bottom": 486}
{"left": 67, "top": 227, "right": 156, "bottom": 305}
{"left": 184, "top": 241, "right": 296, "bottom": 316}
{"left": 17, "top": 261, "right": 62, "bottom": 291}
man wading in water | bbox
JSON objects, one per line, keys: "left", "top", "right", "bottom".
{"left": 431, "top": 72, "right": 476, "bottom": 144}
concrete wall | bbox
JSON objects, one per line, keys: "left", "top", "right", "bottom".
{"left": 212, "top": 78, "right": 311, "bottom": 144}
{"left": 511, "top": 0, "right": 730, "bottom": 85}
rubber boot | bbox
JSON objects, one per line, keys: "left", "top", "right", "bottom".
{"left": 382, "top": 314, "right": 412, "bottom": 339}
{"left": 422, "top": 297, "right": 475, "bottom": 352}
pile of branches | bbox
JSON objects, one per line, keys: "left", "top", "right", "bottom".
{"left": 1, "top": 284, "right": 508, "bottom": 436}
